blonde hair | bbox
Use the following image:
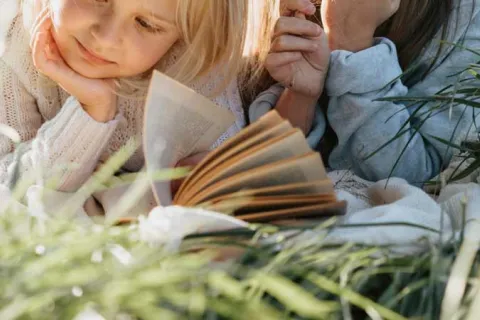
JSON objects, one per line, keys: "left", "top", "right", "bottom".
{"left": 163, "top": 0, "right": 279, "bottom": 97}
{"left": 24, "top": 0, "right": 279, "bottom": 98}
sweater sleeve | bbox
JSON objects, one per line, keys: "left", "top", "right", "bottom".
{"left": 0, "top": 58, "right": 119, "bottom": 192}
{"left": 326, "top": 2, "right": 480, "bottom": 183}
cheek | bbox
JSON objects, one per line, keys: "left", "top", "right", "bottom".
{"left": 123, "top": 36, "right": 178, "bottom": 74}
{"left": 50, "top": 0, "right": 92, "bottom": 37}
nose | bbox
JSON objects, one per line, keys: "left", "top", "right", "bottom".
{"left": 90, "top": 15, "right": 123, "bottom": 49}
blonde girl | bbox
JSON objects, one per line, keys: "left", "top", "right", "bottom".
{"left": 0, "top": 0, "right": 277, "bottom": 195}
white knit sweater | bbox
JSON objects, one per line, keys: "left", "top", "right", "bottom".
{"left": 0, "top": 7, "right": 246, "bottom": 193}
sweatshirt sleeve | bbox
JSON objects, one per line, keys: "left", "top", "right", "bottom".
{"left": 0, "top": 58, "right": 119, "bottom": 192}
{"left": 325, "top": 2, "right": 480, "bottom": 183}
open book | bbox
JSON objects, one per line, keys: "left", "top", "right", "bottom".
{"left": 144, "top": 71, "right": 346, "bottom": 222}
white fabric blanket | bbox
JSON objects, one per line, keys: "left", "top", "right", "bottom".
{"left": 2, "top": 159, "right": 480, "bottom": 255}
{"left": 321, "top": 170, "right": 480, "bottom": 254}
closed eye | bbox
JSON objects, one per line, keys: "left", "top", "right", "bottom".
{"left": 135, "top": 17, "right": 163, "bottom": 33}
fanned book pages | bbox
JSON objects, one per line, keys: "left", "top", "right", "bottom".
{"left": 144, "top": 71, "right": 346, "bottom": 223}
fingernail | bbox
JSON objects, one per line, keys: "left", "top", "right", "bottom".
{"left": 306, "top": 2, "right": 316, "bottom": 13}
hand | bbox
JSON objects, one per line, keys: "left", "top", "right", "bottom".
{"left": 31, "top": 8, "right": 117, "bottom": 122}
{"left": 320, "top": 0, "right": 401, "bottom": 52}
{"left": 170, "top": 152, "right": 209, "bottom": 197}
{"left": 266, "top": 0, "right": 330, "bottom": 98}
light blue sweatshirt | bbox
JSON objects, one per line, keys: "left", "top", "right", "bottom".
{"left": 249, "top": 0, "right": 480, "bottom": 183}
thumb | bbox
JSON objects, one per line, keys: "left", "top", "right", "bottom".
{"left": 295, "top": 11, "right": 307, "bottom": 20}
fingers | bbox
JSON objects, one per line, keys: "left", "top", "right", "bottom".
{"left": 274, "top": 16, "right": 322, "bottom": 37}
{"left": 171, "top": 152, "right": 208, "bottom": 194}
{"left": 271, "top": 15, "right": 325, "bottom": 56}
{"left": 271, "top": 34, "right": 320, "bottom": 53}
{"left": 281, "top": 0, "right": 316, "bottom": 16}
{"left": 31, "top": 24, "right": 72, "bottom": 88}
{"left": 45, "top": 30, "right": 62, "bottom": 61}
{"left": 265, "top": 52, "right": 303, "bottom": 70}
{"left": 30, "top": 8, "right": 55, "bottom": 77}
{"left": 171, "top": 151, "right": 210, "bottom": 195}
{"left": 31, "top": 30, "right": 50, "bottom": 73}
{"left": 294, "top": 11, "right": 307, "bottom": 20}
{"left": 170, "top": 178, "right": 184, "bottom": 196}
{"left": 32, "top": 30, "right": 69, "bottom": 86}
{"left": 31, "top": 18, "right": 60, "bottom": 74}
{"left": 30, "top": 7, "right": 51, "bottom": 49}
{"left": 30, "top": 5, "right": 50, "bottom": 34}
{"left": 176, "top": 152, "right": 209, "bottom": 168}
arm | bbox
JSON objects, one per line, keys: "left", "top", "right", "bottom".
{"left": 274, "top": 88, "right": 318, "bottom": 134}
{"left": 0, "top": 58, "right": 119, "bottom": 192}
{"left": 248, "top": 83, "right": 327, "bottom": 149}
{"left": 261, "top": 3, "right": 329, "bottom": 136}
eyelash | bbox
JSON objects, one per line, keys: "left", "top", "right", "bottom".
{"left": 89, "top": 1, "right": 162, "bottom": 34}
{"left": 135, "top": 17, "right": 163, "bottom": 34}
{"left": 92, "top": 0, "right": 108, "bottom": 5}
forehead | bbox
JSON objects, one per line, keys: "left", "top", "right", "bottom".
{"left": 133, "top": 0, "right": 177, "bottom": 19}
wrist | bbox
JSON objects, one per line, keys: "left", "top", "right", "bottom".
{"left": 328, "top": 29, "right": 375, "bottom": 52}
{"left": 285, "top": 88, "right": 321, "bottom": 107}
{"left": 276, "top": 88, "right": 319, "bottom": 135}
{"left": 81, "top": 99, "right": 117, "bottom": 123}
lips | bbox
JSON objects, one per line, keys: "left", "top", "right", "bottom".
{"left": 76, "top": 39, "right": 114, "bottom": 65}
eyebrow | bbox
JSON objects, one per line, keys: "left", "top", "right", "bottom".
{"left": 142, "top": 10, "right": 176, "bottom": 26}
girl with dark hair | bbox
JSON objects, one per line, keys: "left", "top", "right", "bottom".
{"left": 250, "top": 0, "right": 480, "bottom": 183}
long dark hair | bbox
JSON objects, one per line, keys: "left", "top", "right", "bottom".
{"left": 316, "top": 0, "right": 459, "bottom": 159}
{"left": 317, "top": 0, "right": 464, "bottom": 161}
{"left": 376, "top": 0, "right": 455, "bottom": 72}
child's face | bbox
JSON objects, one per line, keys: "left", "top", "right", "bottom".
{"left": 49, "top": 0, "right": 179, "bottom": 79}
